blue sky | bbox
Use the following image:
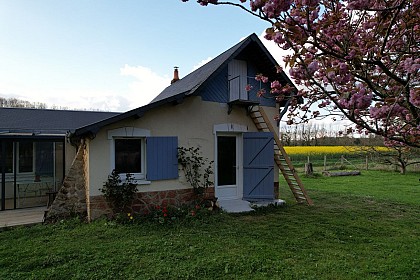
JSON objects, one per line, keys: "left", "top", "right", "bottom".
{"left": 0, "top": 0, "right": 292, "bottom": 112}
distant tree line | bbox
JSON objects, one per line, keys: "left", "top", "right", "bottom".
{"left": 0, "top": 96, "right": 98, "bottom": 111}
{"left": 280, "top": 123, "right": 384, "bottom": 146}
{"left": 0, "top": 97, "right": 48, "bottom": 109}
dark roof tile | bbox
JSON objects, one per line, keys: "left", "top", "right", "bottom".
{"left": 0, "top": 107, "right": 119, "bottom": 135}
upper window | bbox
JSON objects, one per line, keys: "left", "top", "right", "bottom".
{"left": 114, "top": 138, "right": 144, "bottom": 177}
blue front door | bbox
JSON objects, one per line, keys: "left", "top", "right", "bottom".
{"left": 243, "top": 132, "right": 274, "bottom": 200}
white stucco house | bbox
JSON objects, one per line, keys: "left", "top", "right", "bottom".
{"left": 1, "top": 34, "right": 312, "bottom": 220}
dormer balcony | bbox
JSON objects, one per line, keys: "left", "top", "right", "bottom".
{"left": 227, "top": 75, "right": 263, "bottom": 114}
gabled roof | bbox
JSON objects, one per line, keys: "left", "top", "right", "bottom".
{"left": 151, "top": 33, "right": 293, "bottom": 103}
{"left": 0, "top": 107, "right": 119, "bottom": 137}
{"left": 73, "top": 33, "right": 295, "bottom": 138}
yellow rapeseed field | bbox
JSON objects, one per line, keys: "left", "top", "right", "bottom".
{"left": 284, "top": 146, "right": 389, "bottom": 155}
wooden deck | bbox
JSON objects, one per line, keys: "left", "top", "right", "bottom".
{"left": 0, "top": 207, "right": 45, "bottom": 229}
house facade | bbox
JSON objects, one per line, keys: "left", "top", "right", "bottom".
{"left": 61, "top": 33, "right": 298, "bottom": 220}
{"left": 1, "top": 33, "right": 303, "bottom": 219}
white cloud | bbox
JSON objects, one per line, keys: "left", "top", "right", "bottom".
{"left": 0, "top": 64, "right": 171, "bottom": 112}
{"left": 192, "top": 57, "right": 213, "bottom": 71}
{"left": 120, "top": 64, "right": 170, "bottom": 107}
{"left": 0, "top": 86, "right": 130, "bottom": 112}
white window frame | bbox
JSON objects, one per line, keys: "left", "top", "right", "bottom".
{"left": 108, "top": 127, "right": 151, "bottom": 183}
{"left": 113, "top": 137, "right": 145, "bottom": 180}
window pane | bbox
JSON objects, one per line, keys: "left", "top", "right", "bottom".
{"left": 217, "top": 136, "right": 237, "bottom": 186}
{"left": 19, "top": 142, "right": 33, "bottom": 173}
{"left": 115, "top": 139, "right": 142, "bottom": 174}
{"left": 35, "top": 142, "right": 54, "bottom": 176}
{"left": 1, "top": 142, "right": 13, "bottom": 173}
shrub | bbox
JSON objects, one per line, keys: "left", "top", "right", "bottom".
{"left": 178, "top": 146, "right": 213, "bottom": 195}
{"left": 100, "top": 170, "right": 138, "bottom": 215}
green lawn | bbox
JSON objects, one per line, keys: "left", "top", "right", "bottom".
{"left": 1, "top": 171, "right": 419, "bottom": 279}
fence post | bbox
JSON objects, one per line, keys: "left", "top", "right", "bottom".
{"left": 365, "top": 155, "right": 368, "bottom": 170}
{"left": 324, "top": 155, "right": 327, "bottom": 171}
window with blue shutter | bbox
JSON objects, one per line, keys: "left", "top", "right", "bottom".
{"left": 243, "top": 132, "right": 274, "bottom": 200}
{"left": 146, "top": 137, "right": 178, "bottom": 180}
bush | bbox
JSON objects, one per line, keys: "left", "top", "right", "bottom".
{"left": 100, "top": 170, "right": 138, "bottom": 215}
{"left": 178, "top": 146, "right": 213, "bottom": 195}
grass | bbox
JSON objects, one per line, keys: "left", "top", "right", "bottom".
{"left": 1, "top": 171, "right": 419, "bottom": 279}
{"left": 282, "top": 170, "right": 420, "bottom": 205}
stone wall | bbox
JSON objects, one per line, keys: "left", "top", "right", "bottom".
{"left": 88, "top": 187, "right": 215, "bottom": 220}
{"left": 44, "top": 144, "right": 87, "bottom": 222}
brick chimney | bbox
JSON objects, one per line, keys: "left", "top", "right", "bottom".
{"left": 171, "top": 66, "right": 180, "bottom": 84}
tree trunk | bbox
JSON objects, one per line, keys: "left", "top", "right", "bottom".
{"left": 305, "top": 163, "right": 313, "bottom": 175}
{"left": 400, "top": 164, "right": 406, "bottom": 174}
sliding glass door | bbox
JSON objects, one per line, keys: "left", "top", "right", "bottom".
{"left": 0, "top": 139, "right": 65, "bottom": 210}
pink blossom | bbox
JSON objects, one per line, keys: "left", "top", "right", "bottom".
{"left": 273, "top": 32, "right": 286, "bottom": 44}
{"left": 270, "top": 80, "right": 282, "bottom": 94}
{"left": 255, "top": 73, "right": 269, "bottom": 83}
{"left": 327, "top": 71, "right": 335, "bottom": 79}
{"left": 409, "top": 89, "right": 420, "bottom": 107}
{"left": 250, "top": 0, "right": 264, "bottom": 11}
{"left": 275, "top": 65, "right": 283, "bottom": 73}
{"left": 307, "top": 61, "right": 319, "bottom": 74}
{"left": 402, "top": 58, "right": 420, "bottom": 74}
{"left": 347, "top": 0, "right": 373, "bottom": 10}
{"left": 257, "top": 88, "right": 266, "bottom": 97}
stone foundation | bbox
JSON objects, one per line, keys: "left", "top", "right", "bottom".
{"left": 89, "top": 187, "right": 215, "bottom": 220}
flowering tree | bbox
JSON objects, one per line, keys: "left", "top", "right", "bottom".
{"left": 183, "top": 0, "right": 420, "bottom": 147}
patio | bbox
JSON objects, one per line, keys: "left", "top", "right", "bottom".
{"left": 0, "top": 207, "right": 45, "bottom": 229}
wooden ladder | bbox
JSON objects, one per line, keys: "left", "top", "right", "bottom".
{"left": 249, "top": 106, "right": 313, "bottom": 205}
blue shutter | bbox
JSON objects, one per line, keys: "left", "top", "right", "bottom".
{"left": 243, "top": 132, "right": 274, "bottom": 200}
{"left": 146, "top": 137, "right": 178, "bottom": 180}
